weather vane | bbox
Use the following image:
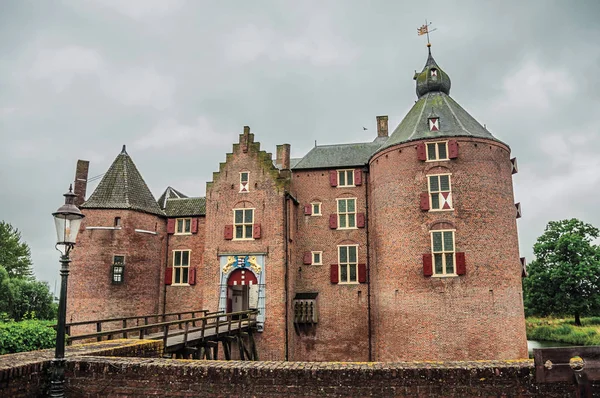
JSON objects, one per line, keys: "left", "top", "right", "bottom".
{"left": 417, "top": 20, "right": 437, "bottom": 47}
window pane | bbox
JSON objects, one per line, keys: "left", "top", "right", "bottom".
{"left": 185, "top": 219, "right": 191, "bottom": 232}
{"left": 438, "top": 143, "right": 447, "bottom": 159}
{"left": 241, "top": 172, "right": 248, "bottom": 183}
{"left": 348, "top": 214, "right": 356, "bottom": 228}
{"left": 174, "top": 251, "right": 181, "bottom": 266}
{"left": 175, "top": 268, "right": 181, "bottom": 284}
{"left": 349, "top": 264, "right": 357, "bottom": 282}
{"left": 340, "top": 265, "right": 347, "bottom": 282}
{"left": 244, "top": 209, "right": 253, "bottom": 223}
{"left": 313, "top": 203, "right": 320, "bottom": 214}
{"left": 114, "top": 256, "right": 124, "bottom": 264}
{"left": 235, "top": 226, "right": 243, "bottom": 239}
{"left": 434, "top": 254, "right": 443, "bottom": 274}
{"left": 183, "top": 267, "right": 189, "bottom": 283}
{"left": 347, "top": 171, "right": 353, "bottom": 184}
{"left": 338, "top": 171, "right": 346, "bottom": 186}
{"left": 245, "top": 225, "right": 253, "bottom": 238}
{"left": 429, "top": 176, "right": 439, "bottom": 192}
{"left": 338, "top": 200, "right": 346, "bottom": 212}
{"left": 314, "top": 253, "right": 320, "bottom": 264}
{"left": 339, "top": 214, "right": 347, "bottom": 228}
{"left": 445, "top": 254, "right": 454, "bottom": 274}
{"left": 427, "top": 143, "right": 436, "bottom": 160}
{"left": 348, "top": 199, "right": 355, "bottom": 212}
{"left": 431, "top": 193, "right": 440, "bottom": 209}
{"left": 177, "top": 219, "right": 183, "bottom": 232}
{"left": 235, "top": 210, "right": 243, "bottom": 224}
{"left": 182, "top": 251, "right": 189, "bottom": 266}
{"left": 443, "top": 231, "right": 454, "bottom": 251}
{"left": 349, "top": 246, "right": 357, "bottom": 262}
{"left": 432, "top": 232, "right": 442, "bottom": 252}
{"left": 340, "top": 247, "right": 347, "bottom": 263}
{"left": 440, "top": 175, "right": 450, "bottom": 191}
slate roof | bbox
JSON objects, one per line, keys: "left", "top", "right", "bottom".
{"left": 164, "top": 197, "right": 206, "bottom": 217}
{"left": 81, "top": 146, "right": 165, "bottom": 216}
{"left": 292, "top": 141, "right": 381, "bottom": 170}
{"left": 157, "top": 186, "right": 188, "bottom": 210}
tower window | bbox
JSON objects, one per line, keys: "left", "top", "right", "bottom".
{"left": 112, "top": 255, "right": 125, "bottom": 284}
{"left": 428, "top": 174, "right": 452, "bottom": 210}
{"left": 114, "top": 217, "right": 121, "bottom": 227}
{"left": 431, "top": 69, "right": 438, "bottom": 78}
{"left": 338, "top": 245, "right": 358, "bottom": 284}
{"left": 428, "top": 117, "right": 440, "bottom": 132}
{"left": 430, "top": 230, "right": 455, "bottom": 275}
{"left": 240, "top": 172, "right": 249, "bottom": 193}
{"left": 426, "top": 141, "right": 448, "bottom": 161}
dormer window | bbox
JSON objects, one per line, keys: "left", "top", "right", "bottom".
{"left": 431, "top": 69, "right": 438, "bottom": 78}
{"left": 428, "top": 117, "right": 440, "bottom": 132}
{"left": 240, "top": 172, "right": 249, "bottom": 193}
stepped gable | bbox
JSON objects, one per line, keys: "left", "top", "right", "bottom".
{"left": 81, "top": 145, "right": 164, "bottom": 216}
{"left": 164, "top": 197, "right": 206, "bottom": 217}
{"left": 293, "top": 141, "right": 380, "bottom": 170}
{"left": 376, "top": 46, "right": 503, "bottom": 153}
{"left": 157, "top": 186, "right": 188, "bottom": 210}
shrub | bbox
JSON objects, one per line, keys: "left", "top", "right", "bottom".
{"left": 0, "top": 320, "right": 57, "bottom": 355}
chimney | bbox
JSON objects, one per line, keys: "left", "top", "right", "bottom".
{"left": 276, "top": 144, "right": 291, "bottom": 170}
{"left": 242, "top": 126, "right": 250, "bottom": 153}
{"left": 73, "top": 159, "right": 90, "bottom": 207}
{"left": 376, "top": 115, "right": 389, "bottom": 138}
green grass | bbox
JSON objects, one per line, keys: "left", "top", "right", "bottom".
{"left": 526, "top": 317, "right": 600, "bottom": 346}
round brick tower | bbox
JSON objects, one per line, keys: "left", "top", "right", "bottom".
{"left": 369, "top": 46, "right": 527, "bottom": 361}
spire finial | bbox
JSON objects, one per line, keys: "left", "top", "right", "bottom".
{"left": 121, "top": 145, "right": 127, "bottom": 155}
{"left": 417, "top": 20, "right": 437, "bottom": 47}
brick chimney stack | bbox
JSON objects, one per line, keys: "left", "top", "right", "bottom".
{"left": 73, "top": 159, "right": 90, "bottom": 207}
{"left": 276, "top": 144, "right": 291, "bottom": 170}
{"left": 376, "top": 115, "right": 389, "bottom": 138}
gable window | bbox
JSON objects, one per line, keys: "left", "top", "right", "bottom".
{"left": 175, "top": 218, "right": 191, "bottom": 234}
{"left": 234, "top": 208, "right": 254, "bottom": 240}
{"left": 426, "top": 142, "right": 448, "bottom": 160}
{"left": 431, "top": 231, "right": 455, "bottom": 275}
{"left": 428, "top": 174, "right": 452, "bottom": 210}
{"left": 337, "top": 170, "right": 355, "bottom": 187}
{"left": 311, "top": 251, "right": 322, "bottom": 265}
{"left": 240, "top": 172, "right": 249, "bottom": 193}
{"left": 173, "top": 250, "right": 190, "bottom": 284}
{"left": 337, "top": 198, "right": 356, "bottom": 229}
{"left": 114, "top": 217, "right": 121, "bottom": 227}
{"left": 311, "top": 202, "right": 322, "bottom": 216}
{"left": 112, "top": 255, "right": 125, "bottom": 284}
{"left": 338, "top": 245, "right": 358, "bottom": 284}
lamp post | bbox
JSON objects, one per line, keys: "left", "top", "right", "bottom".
{"left": 49, "top": 185, "right": 85, "bottom": 397}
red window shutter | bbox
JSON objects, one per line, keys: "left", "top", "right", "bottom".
{"left": 188, "top": 267, "right": 196, "bottom": 285}
{"left": 330, "top": 264, "right": 339, "bottom": 284}
{"left": 303, "top": 252, "right": 312, "bottom": 265}
{"left": 329, "top": 214, "right": 338, "bottom": 229}
{"left": 164, "top": 267, "right": 173, "bottom": 285}
{"left": 191, "top": 218, "right": 198, "bottom": 234}
{"left": 520, "top": 257, "right": 527, "bottom": 278}
{"left": 357, "top": 212, "right": 365, "bottom": 228}
{"left": 456, "top": 252, "right": 466, "bottom": 275}
{"left": 510, "top": 157, "right": 518, "bottom": 175}
{"left": 224, "top": 224, "right": 233, "bottom": 240}
{"left": 304, "top": 204, "right": 312, "bottom": 215}
{"left": 515, "top": 203, "right": 522, "bottom": 219}
{"left": 253, "top": 223, "right": 261, "bottom": 239}
{"left": 354, "top": 170, "right": 362, "bottom": 186}
{"left": 358, "top": 263, "right": 367, "bottom": 283}
{"left": 329, "top": 170, "right": 338, "bottom": 187}
{"left": 420, "top": 192, "right": 430, "bottom": 211}
{"left": 167, "top": 219, "right": 175, "bottom": 234}
{"left": 448, "top": 140, "right": 459, "bottom": 159}
{"left": 417, "top": 143, "right": 426, "bottom": 161}
{"left": 423, "top": 254, "right": 433, "bottom": 277}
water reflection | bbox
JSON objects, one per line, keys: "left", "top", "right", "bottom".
{"left": 527, "top": 340, "right": 574, "bottom": 357}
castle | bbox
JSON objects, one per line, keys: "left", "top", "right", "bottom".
{"left": 68, "top": 47, "right": 528, "bottom": 361}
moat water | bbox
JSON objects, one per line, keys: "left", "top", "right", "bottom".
{"left": 527, "top": 339, "right": 574, "bottom": 357}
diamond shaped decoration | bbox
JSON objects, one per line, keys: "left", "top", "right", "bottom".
{"left": 428, "top": 117, "right": 440, "bottom": 131}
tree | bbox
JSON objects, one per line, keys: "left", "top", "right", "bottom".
{"left": 0, "top": 221, "right": 33, "bottom": 279}
{"left": 0, "top": 265, "right": 57, "bottom": 321}
{"left": 523, "top": 219, "right": 600, "bottom": 326}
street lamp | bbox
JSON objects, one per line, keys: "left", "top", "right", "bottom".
{"left": 49, "top": 185, "right": 84, "bottom": 397}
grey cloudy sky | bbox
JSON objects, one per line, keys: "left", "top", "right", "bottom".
{"left": 1, "top": 0, "right": 599, "bottom": 289}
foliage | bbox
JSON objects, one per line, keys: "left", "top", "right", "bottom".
{"left": 0, "top": 320, "right": 57, "bottom": 355}
{"left": 0, "top": 265, "right": 57, "bottom": 322}
{"left": 523, "top": 219, "right": 600, "bottom": 325}
{"left": 526, "top": 317, "right": 600, "bottom": 346}
{"left": 0, "top": 221, "right": 33, "bottom": 279}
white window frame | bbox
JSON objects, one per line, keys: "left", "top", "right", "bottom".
{"left": 233, "top": 208, "right": 255, "bottom": 240}
{"left": 311, "top": 202, "right": 322, "bottom": 216}
{"left": 336, "top": 198, "right": 357, "bottom": 229}
{"left": 430, "top": 230, "right": 456, "bottom": 276}
{"left": 426, "top": 141, "right": 449, "bottom": 162}
{"left": 338, "top": 245, "right": 359, "bottom": 284}
{"left": 239, "top": 172, "right": 249, "bottom": 193}
{"left": 428, "top": 173, "right": 453, "bottom": 211}
{"left": 311, "top": 251, "right": 322, "bottom": 265}
{"left": 172, "top": 249, "right": 191, "bottom": 285}
{"left": 337, "top": 169, "right": 355, "bottom": 188}
{"left": 175, "top": 218, "right": 192, "bottom": 235}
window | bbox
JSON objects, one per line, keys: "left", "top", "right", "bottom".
{"left": 311, "top": 251, "right": 322, "bottom": 265}
{"left": 114, "top": 217, "right": 121, "bottom": 227}
{"left": 175, "top": 218, "right": 191, "bottom": 234}
{"left": 428, "top": 174, "right": 452, "bottom": 210}
{"left": 337, "top": 198, "right": 356, "bottom": 229}
{"left": 240, "top": 172, "right": 249, "bottom": 193}
{"left": 337, "top": 169, "right": 355, "bottom": 187}
{"left": 234, "top": 208, "right": 254, "bottom": 240}
{"left": 431, "top": 231, "right": 455, "bottom": 275}
{"left": 311, "top": 202, "right": 322, "bottom": 216}
{"left": 338, "top": 245, "right": 358, "bottom": 284}
{"left": 426, "top": 141, "right": 448, "bottom": 161}
{"left": 173, "top": 250, "right": 190, "bottom": 284}
{"left": 112, "top": 255, "right": 125, "bottom": 284}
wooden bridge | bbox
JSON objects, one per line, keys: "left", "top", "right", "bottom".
{"left": 61, "top": 309, "right": 259, "bottom": 360}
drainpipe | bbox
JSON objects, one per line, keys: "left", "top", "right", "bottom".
{"left": 364, "top": 168, "right": 373, "bottom": 362}
{"left": 283, "top": 193, "right": 289, "bottom": 361}
{"left": 162, "top": 223, "right": 170, "bottom": 317}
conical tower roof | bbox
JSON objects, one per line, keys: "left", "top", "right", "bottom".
{"left": 81, "top": 145, "right": 164, "bottom": 216}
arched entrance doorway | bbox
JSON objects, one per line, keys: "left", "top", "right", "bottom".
{"left": 226, "top": 268, "right": 259, "bottom": 316}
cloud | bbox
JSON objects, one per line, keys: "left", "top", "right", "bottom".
{"left": 102, "top": 67, "right": 175, "bottom": 110}
{"left": 79, "top": 0, "right": 186, "bottom": 20}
